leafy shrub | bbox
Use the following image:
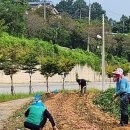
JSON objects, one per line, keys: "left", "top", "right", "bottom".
{"left": 0, "top": 33, "right": 101, "bottom": 72}
{"left": 93, "top": 88, "right": 120, "bottom": 119}
{"left": 93, "top": 88, "right": 130, "bottom": 119}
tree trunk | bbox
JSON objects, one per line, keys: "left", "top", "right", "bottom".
{"left": 10, "top": 74, "right": 14, "bottom": 95}
{"left": 46, "top": 77, "right": 49, "bottom": 93}
{"left": 62, "top": 77, "right": 65, "bottom": 90}
{"left": 109, "top": 77, "right": 111, "bottom": 86}
{"left": 29, "top": 74, "right": 32, "bottom": 94}
{"left": 94, "top": 72, "right": 96, "bottom": 81}
{"left": 79, "top": 9, "right": 81, "bottom": 19}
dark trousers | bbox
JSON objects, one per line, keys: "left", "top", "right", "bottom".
{"left": 24, "top": 117, "right": 47, "bottom": 130}
{"left": 120, "top": 94, "right": 130, "bottom": 124}
{"left": 80, "top": 86, "right": 86, "bottom": 94}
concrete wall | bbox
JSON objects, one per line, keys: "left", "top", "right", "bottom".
{"left": 1, "top": 64, "right": 130, "bottom": 84}
{"left": 0, "top": 65, "right": 102, "bottom": 84}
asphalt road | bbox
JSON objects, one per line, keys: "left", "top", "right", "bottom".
{"left": 0, "top": 82, "right": 115, "bottom": 94}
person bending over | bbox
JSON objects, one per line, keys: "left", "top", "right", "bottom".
{"left": 24, "top": 94, "right": 57, "bottom": 130}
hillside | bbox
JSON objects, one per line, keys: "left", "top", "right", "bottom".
{"left": 0, "top": 33, "right": 101, "bottom": 70}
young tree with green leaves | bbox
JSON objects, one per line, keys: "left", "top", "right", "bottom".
{"left": 21, "top": 51, "right": 38, "bottom": 94}
{"left": 57, "top": 56, "right": 76, "bottom": 90}
{"left": 40, "top": 57, "right": 58, "bottom": 93}
{"left": 1, "top": 45, "right": 21, "bottom": 95}
{"left": 106, "top": 63, "right": 130, "bottom": 85}
{"left": 2, "top": 60, "right": 18, "bottom": 95}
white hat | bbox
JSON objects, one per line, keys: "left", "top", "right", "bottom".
{"left": 112, "top": 68, "right": 123, "bottom": 75}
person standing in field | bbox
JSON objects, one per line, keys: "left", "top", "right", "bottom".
{"left": 113, "top": 68, "right": 130, "bottom": 126}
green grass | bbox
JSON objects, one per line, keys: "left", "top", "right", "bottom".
{"left": 88, "top": 88, "right": 100, "bottom": 93}
{"left": 0, "top": 91, "right": 44, "bottom": 103}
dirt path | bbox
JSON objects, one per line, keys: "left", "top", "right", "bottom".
{"left": 0, "top": 98, "right": 32, "bottom": 130}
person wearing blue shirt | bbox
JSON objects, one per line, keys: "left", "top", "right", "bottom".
{"left": 113, "top": 68, "right": 130, "bottom": 126}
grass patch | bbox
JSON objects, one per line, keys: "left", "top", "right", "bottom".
{"left": 88, "top": 88, "right": 100, "bottom": 93}
{"left": 0, "top": 91, "right": 44, "bottom": 103}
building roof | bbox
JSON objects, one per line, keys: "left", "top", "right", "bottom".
{"left": 29, "top": 1, "right": 51, "bottom": 6}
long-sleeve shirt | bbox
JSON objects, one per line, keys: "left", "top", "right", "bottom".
{"left": 116, "top": 77, "right": 130, "bottom": 96}
{"left": 25, "top": 106, "right": 55, "bottom": 127}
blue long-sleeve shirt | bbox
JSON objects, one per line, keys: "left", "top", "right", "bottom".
{"left": 116, "top": 77, "right": 130, "bottom": 96}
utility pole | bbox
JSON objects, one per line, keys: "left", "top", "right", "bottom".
{"left": 79, "top": 9, "right": 81, "bottom": 19}
{"left": 43, "top": 0, "right": 46, "bottom": 20}
{"left": 87, "top": 0, "right": 91, "bottom": 52}
{"left": 123, "top": 20, "right": 124, "bottom": 33}
{"left": 102, "top": 14, "right": 105, "bottom": 91}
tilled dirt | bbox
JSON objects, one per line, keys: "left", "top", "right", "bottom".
{"left": 44, "top": 93, "right": 98, "bottom": 130}
{"left": 43, "top": 93, "right": 130, "bottom": 130}
{"left": 2, "top": 92, "right": 130, "bottom": 130}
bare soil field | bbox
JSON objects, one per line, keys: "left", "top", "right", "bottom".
{"left": 3, "top": 93, "right": 130, "bottom": 130}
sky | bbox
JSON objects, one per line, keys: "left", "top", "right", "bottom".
{"left": 52, "top": 0, "right": 130, "bottom": 21}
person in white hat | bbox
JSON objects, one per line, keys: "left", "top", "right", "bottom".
{"left": 113, "top": 68, "right": 130, "bottom": 126}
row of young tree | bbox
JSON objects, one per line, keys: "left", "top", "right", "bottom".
{"left": 0, "top": 44, "right": 75, "bottom": 95}
{"left": 0, "top": 33, "right": 102, "bottom": 95}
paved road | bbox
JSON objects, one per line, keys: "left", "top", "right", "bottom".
{"left": 0, "top": 82, "right": 115, "bottom": 94}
